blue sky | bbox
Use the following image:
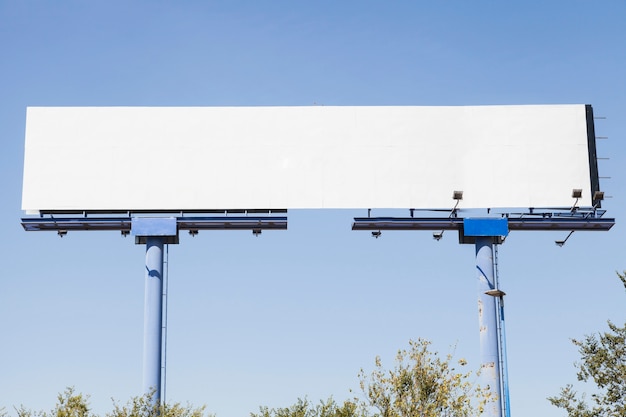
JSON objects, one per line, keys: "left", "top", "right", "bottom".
{"left": 1, "top": 1, "right": 625, "bottom": 416}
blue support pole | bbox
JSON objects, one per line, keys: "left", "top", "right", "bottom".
{"left": 143, "top": 236, "right": 165, "bottom": 405}
{"left": 475, "top": 237, "right": 503, "bottom": 417}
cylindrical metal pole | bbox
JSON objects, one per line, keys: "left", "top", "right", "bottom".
{"left": 143, "top": 237, "right": 164, "bottom": 405}
{"left": 475, "top": 237, "right": 503, "bottom": 417}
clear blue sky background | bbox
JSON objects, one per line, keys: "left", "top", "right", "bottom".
{"left": 1, "top": 1, "right": 625, "bottom": 416}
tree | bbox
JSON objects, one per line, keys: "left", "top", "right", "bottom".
{"left": 548, "top": 272, "right": 626, "bottom": 417}
{"left": 254, "top": 339, "right": 490, "bottom": 417}
{"left": 107, "top": 390, "right": 210, "bottom": 417}
{"left": 15, "top": 387, "right": 93, "bottom": 417}
{"left": 11, "top": 339, "right": 487, "bottom": 417}
{"left": 358, "top": 338, "right": 493, "bottom": 417}
{"left": 11, "top": 388, "right": 210, "bottom": 417}
{"left": 251, "top": 397, "right": 365, "bottom": 417}
{"left": 52, "top": 388, "right": 93, "bottom": 417}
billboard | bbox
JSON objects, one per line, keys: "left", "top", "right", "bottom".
{"left": 21, "top": 105, "right": 599, "bottom": 213}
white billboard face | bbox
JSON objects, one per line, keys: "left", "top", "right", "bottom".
{"left": 22, "top": 105, "right": 597, "bottom": 213}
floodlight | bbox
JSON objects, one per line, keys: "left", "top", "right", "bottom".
{"left": 57, "top": 230, "right": 67, "bottom": 238}
{"left": 570, "top": 189, "right": 583, "bottom": 213}
{"left": 555, "top": 230, "right": 574, "bottom": 247}
{"left": 121, "top": 230, "right": 130, "bottom": 237}
{"left": 371, "top": 230, "right": 382, "bottom": 239}
{"left": 252, "top": 228, "right": 262, "bottom": 236}
{"left": 188, "top": 230, "right": 198, "bottom": 237}
{"left": 433, "top": 231, "right": 444, "bottom": 241}
{"left": 453, "top": 190, "right": 464, "bottom": 200}
{"left": 593, "top": 191, "right": 605, "bottom": 201}
{"left": 485, "top": 289, "right": 506, "bottom": 297}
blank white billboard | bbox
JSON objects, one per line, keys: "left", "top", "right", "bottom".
{"left": 21, "top": 105, "right": 597, "bottom": 213}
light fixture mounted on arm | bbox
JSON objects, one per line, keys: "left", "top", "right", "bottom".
{"left": 433, "top": 191, "right": 463, "bottom": 241}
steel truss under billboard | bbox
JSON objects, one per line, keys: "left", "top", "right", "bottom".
{"left": 22, "top": 104, "right": 601, "bottom": 213}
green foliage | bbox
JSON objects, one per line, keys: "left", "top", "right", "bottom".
{"left": 358, "top": 338, "right": 492, "bottom": 417}
{"left": 14, "top": 388, "right": 92, "bottom": 417}
{"left": 9, "top": 389, "right": 210, "bottom": 417}
{"left": 251, "top": 398, "right": 365, "bottom": 417}
{"left": 9, "top": 339, "right": 486, "bottom": 417}
{"left": 53, "top": 388, "right": 93, "bottom": 417}
{"left": 548, "top": 272, "right": 626, "bottom": 417}
{"left": 13, "top": 405, "right": 37, "bottom": 417}
{"left": 107, "top": 391, "right": 209, "bottom": 417}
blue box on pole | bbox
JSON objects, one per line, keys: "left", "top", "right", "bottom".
{"left": 463, "top": 218, "right": 509, "bottom": 237}
{"left": 132, "top": 217, "right": 178, "bottom": 237}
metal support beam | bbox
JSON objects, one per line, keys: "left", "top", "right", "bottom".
{"left": 351, "top": 215, "right": 614, "bottom": 232}
{"left": 21, "top": 215, "right": 288, "bottom": 233}
{"left": 476, "top": 237, "right": 503, "bottom": 417}
{"left": 143, "top": 236, "right": 165, "bottom": 405}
